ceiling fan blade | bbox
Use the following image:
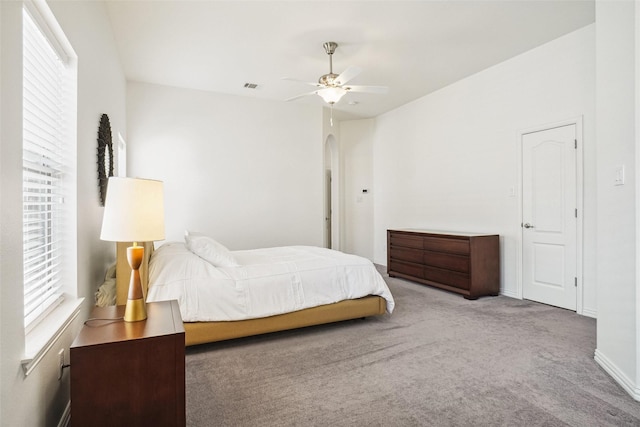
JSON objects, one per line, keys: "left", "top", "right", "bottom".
{"left": 345, "top": 85, "right": 388, "bottom": 94}
{"left": 282, "top": 77, "right": 323, "bottom": 88}
{"left": 334, "top": 66, "right": 362, "bottom": 86}
{"left": 285, "top": 91, "right": 319, "bottom": 102}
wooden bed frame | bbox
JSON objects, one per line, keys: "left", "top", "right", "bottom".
{"left": 115, "top": 242, "right": 387, "bottom": 346}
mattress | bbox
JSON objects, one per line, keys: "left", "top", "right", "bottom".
{"left": 146, "top": 243, "right": 395, "bottom": 322}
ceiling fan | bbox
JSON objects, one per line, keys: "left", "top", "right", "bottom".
{"left": 284, "top": 41, "right": 388, "bottom": 106}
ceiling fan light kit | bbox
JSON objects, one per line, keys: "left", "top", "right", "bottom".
{"left": 317, "top": 87, "right": 347, "bottom": 104}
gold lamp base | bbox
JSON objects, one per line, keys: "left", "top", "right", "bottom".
{"left": 124, "top": 297, "right": 147, "bottom": 322}
{"left": 124, "top": 245, "right": 147, "bottom": 322}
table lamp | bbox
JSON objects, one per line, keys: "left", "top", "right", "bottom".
{"left": 100, "top": 177, "right": 165, "bottom": 322}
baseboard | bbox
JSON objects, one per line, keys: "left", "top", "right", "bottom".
{"left": 57, "top": 401, "right": 70, "bottom": 427}
{"left": 594, "top": 349, "right": 640, "bottom": 401}
{"left": 500, "top": 289, "right": 519, "bottom": 299}
{"left": 580, "top": 307, "right": 597, "bottom": 318}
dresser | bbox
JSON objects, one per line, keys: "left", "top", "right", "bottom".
{"left": 70, "top": 300, "right": 185, "bottom": 427}
{"left": 387, "top": 229, "right": 500, "bottom": 299}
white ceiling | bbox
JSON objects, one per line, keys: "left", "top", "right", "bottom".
{"left": 105, "top": 0, "right": 595, "bottom": 121}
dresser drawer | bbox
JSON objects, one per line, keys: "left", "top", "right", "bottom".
{"left": 424, "top": 266, "right": 470, "bottom": 290}
{"left": 423, "top": 237, "right": 469, "bottom": 255}
{"left": 390, "top": 235, "right": 423, "bottom": 249}
{"left": 423, "top": 250, "right": 470, "bottom": 273}
{"left": 390, "top": 260, "right": 425, "bottom": 279}
{"left": 390, "top": 247, "right": 423, "bottom": 263}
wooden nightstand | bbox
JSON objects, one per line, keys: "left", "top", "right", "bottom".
{"left": 70, "top": 300, "right": 185, "bottom": 427}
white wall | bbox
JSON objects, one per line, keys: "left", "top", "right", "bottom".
{"left": 366, "top": 25, "right": 596, "bottom": 311}
{"left": 341, "top": 119, "right": 375, "bottom": 259}
{"left": 594, "top": 0, "right": 639, "bottom": 401}
{"left": 0, "top": 1, "right": 126, "bottom": 425}
{"left": 127, "top": 82, "right": 325, "bottom": 250}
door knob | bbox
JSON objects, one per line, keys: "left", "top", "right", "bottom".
{"left": 523, "top": 223, "right": 534, "bottom": 229}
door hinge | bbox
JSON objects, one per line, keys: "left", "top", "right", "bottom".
{"left": 575, "top": 139, "right": 577, "bottom": 149}
{"left": 575, "top": 208, "right": 578, "bottom": 218}
{"left": 574, "top": 277, "right": 577, "bottom": 287}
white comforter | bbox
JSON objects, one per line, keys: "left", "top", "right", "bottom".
{"left": 146, "top": 243, "right": 394, "bottom": 322}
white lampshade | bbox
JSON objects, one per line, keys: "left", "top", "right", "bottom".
{"left": 317, "top": 87, "right": 347, "bottom": 104}
{"left": 100, "top": 177, "right": 165, "bottom": 242}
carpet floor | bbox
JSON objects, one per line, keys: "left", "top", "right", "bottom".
{"left": 185, "top": 269, "right": 640, "bottom": 426}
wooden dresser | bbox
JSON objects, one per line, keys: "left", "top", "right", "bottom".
{"left": 387, "top": 229, "right": 500, "bottom": 299}
{"left": 70, "top": 300, "right": 185, "bottom": 427}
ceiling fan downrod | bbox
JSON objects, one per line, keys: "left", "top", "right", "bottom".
{"left": 321, "top": 41, "right": 339, "bottom": 86}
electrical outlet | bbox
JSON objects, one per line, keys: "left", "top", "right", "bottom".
{"left": 57, "top": 349, "right": 65, "bottom": 380}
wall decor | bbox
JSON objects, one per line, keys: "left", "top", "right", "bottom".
{"left": 97, "top": 114, "right": 114, "bottom": 206}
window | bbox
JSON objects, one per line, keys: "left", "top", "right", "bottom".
{"left": 22, "top": 4, "right": 76, "bottom": 331}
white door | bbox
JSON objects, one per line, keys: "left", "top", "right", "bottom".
{"left": 522, "top": 124, "right": 577, "bottom": 310}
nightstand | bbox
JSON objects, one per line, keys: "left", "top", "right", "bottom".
{"left": 70, "top": 300, "right": 185, "bottom": 427}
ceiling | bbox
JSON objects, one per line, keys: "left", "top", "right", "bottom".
{"left": 105, "top": 0, "right": 595, "bottom": 121}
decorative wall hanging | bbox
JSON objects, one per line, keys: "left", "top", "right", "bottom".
{"left": 97, "top": 114, "right": 114, "bottom": 206}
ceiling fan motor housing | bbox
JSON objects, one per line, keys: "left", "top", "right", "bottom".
{"left": 319, "top": 73, "right": 339, "bottom": 86}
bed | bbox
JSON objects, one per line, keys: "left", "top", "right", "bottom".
{"left": 115, "top": 235, "right": 394, "bottom": 346}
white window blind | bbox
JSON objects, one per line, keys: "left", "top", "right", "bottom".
{"left": 22, "top": 8, "right": 68, "bottom": 329}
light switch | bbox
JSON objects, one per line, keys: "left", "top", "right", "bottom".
{"left": 614, "top": 165, "right": 625, "bottom": 186}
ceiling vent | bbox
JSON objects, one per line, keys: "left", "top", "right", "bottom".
{"left": 244, "top": 83, "right": 258, "bottom": 89}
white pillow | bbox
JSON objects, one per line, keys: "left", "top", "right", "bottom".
{"left": 184, "top": 231, "right": 240, "bottom": 267}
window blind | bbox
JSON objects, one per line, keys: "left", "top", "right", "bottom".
{"left": 22, "top": 8, "right": 67, "bottom": 329}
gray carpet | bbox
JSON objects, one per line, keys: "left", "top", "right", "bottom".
{"left": 185, "top": 269, "right": 640, "bottom": 426}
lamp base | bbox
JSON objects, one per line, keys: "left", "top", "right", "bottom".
{"left": 124, "top": 297, "right": 147, "bottom": 322}
{"left": 124, "top": 245, "right": 147, "bottom": 322}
